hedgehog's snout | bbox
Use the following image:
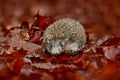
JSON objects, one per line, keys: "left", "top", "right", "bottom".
{"left": 45, "top": 39, "right": 64, "bottom": 55}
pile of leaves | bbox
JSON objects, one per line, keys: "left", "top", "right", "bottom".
{"left": 0, "top": 13, "right": 120, "bottom": 80}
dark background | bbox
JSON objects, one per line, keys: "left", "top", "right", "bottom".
{"left": 0, "top": 0, "right": 120, "bottom": 39}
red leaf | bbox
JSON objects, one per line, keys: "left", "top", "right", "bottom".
{"left": 52, "top": 66, "right": 74, "bottom": 73}
{"left": 29, "top": 31, "right": 42, "bottom": 45}
{"left": 38, "top": 16, "right": 47, "bottom": 26}
{"left": 18, "top": 48, "right": 27, "bottom": 55}
{"left": 100, "top": 37, "right": 120, "bottom": 46}
{"left": 20, "top": 21, "right": 29, "bottom": 30}
{"left": 52, "top": 66, "right": 75, "bottom": 80}
{"left": 27, "top": 73, "right": 41, "bottom": 80}
{"left": 12, "top": 58, "right": 25, "bottom": 74}
{"left": 11, "top": 52, "right": 24, "bottom": 59}
{"left": 95, "top": 60, "right": 120, "bottom": 80}
{"left": 103, "top": 46, "right": 120, "bottom": 60}
{"left": 74, "top": 60, "right": 83, "bottom": 70}
{"left": 10, "top": 52, "right": 25, "bottom": 74}
{"left": 38, "top": 16, "right": 52, "bottom": 30}
{"left": 32, "top": 12, "right": 52, "bottom": 30}
{"left": 114, "top": 54, "right": 120, "bottom": 61}
{"left": 49, "top": 56, "right": 78, "bottom": 63}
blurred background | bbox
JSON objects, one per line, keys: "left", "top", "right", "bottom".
{"left": 0, "top": 0, "right": 120, "bottom": 39}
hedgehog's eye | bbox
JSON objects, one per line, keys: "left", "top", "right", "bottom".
{"left": 59, "top": 41, "right": 65, "bottom": 49}
{"left": 60, "top": 43, "right": 63, "bottom": 48}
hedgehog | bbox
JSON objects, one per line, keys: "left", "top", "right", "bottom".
{"left": 43, "top": 18, "right": 86, "bottom": 55}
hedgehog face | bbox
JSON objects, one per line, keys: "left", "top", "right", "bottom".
{"left": 45, "top": 36, "right": 80, "bottom": 55}
{"left": 45, "top": 38, "right": 64, "bottom": 55}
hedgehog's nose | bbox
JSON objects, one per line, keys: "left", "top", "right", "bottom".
{"left": 51, "top": 46, "right": 63, "bottom": 55}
